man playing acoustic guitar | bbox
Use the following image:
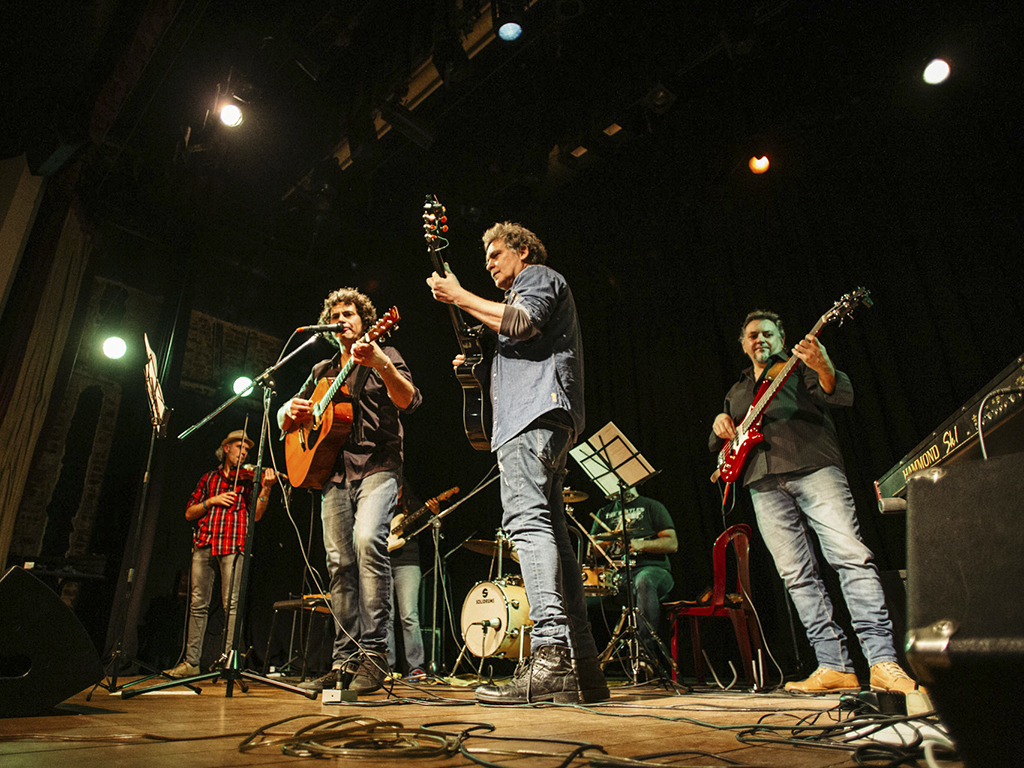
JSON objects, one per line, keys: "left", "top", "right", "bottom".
{"left": 427, "top": 221, "right": 608, "bottom": 704}
{"left": 278, "top": 287, "right": 420, "bottom": 694}
{"left": 711, "top": 309, "right": 919, "bottom": 695}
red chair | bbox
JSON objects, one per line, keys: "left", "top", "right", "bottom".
{"left": 663, "top": 523, "right": 765, "bottom": 686}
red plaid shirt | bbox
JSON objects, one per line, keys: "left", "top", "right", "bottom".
{"left": 187, "top": 468, "right": 255, "bottom": 555}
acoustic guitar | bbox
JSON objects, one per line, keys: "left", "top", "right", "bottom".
{"left": 423, "top": 195, "right": 492, "bottom": 450}
{"left": 283, "top": 307, "right": 400, "bottom": 488}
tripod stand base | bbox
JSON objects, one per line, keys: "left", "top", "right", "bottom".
{"left": 120, "top": 653, "right": 318, "bottom": 700}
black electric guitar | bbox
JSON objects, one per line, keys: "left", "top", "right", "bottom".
{"left": 423, "top": 195, "right": 492, "bottom": 450}
{"left": 712, "top": 288, "right": 872, "bottom": 487}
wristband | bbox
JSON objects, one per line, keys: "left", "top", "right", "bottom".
{"left": 202, "top": 499, "right": 210, "bottom": 512}
{"left": 378, "top": 357, "right": 391, "bottom": 374}
{"left": 258, "top": 495, "right": 269, "bottom": 503}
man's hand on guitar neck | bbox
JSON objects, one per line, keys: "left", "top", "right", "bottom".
{"left": 427, "top": 268, "right": 507, "bottom": 333}
{"left": 792, "top": 334, "right": 837, "bottom": 393}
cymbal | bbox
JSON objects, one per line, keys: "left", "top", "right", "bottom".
{"left": 462, "top": 539, "right": 520, "bottom": 563}
{"left": 593, "top": 531, "right": 623, "bottom": 540}
{"left": 563, "top": 488, "right": 589, "bottom": 503}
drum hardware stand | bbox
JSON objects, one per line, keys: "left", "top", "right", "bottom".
{"left": 408, "top": 471, "right": 499, "bottom": 676}
{"left": 569, "top": 422, "right": 672, "bottom": 685}
{"left": 124, "top": 338, "right": 323, "bottom": 700}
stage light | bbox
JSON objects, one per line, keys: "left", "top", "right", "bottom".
{"left": 103, "top": 336, "right": 127, "bottom": 359}
{"left": 923, "top": 58, "right": 950, "bottom": 85}
{"left": 232, "top": 376, "right": 254, "bottom": 396}
{"left": 219, "top": 102, "right": 243, "bottom": 127}
{"left": 493, "top": 1, "right": 525, "bottom": 42}
{"left": 748, "top": 155, "right": 770, "bottom": 174}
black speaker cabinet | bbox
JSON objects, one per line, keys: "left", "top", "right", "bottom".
{"left": 906, "top": 452, "right": 1024, "bottom": 768}
{"left": 0, "top": 566, "right": 104, "bottom": 717}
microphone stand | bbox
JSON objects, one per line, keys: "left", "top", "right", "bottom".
{"left": 410, "top": 471, "right": 499, "bottom": 676}
{"left": 123, "top": 338, "right": 321, "bottom": 700}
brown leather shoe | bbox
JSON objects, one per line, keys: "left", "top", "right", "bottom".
{"left": 870, "top": 662, "right": 920, "bottom": 694}
{"left": 784, "top": 667, "right": 860, "bottom": 693}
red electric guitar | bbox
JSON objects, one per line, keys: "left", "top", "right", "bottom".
{"left": 282, "top": 307, "right": 400, "bottom": 488}
{"left": 712, "top": 288, "right": 872, "bottom": 488}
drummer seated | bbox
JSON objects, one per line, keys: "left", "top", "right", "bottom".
{"left": 589, "top": 489, "right": 678, "bottom": 652}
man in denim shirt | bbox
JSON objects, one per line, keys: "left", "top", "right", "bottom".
{"left": 428, "top": 221, "right": 607, "bottom": 704}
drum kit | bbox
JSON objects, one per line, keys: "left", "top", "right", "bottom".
{"left": 455, "top": 487, "right": 627, "bottom": 663}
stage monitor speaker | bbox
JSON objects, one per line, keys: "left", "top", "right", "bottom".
{"left": 0, "top": 566, "right": 103, "bottom": 717}
{"left": 906, "top": 452, "right": 1024, "bottom": 768}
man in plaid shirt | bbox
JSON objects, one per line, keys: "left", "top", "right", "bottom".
{"left": 164, "top": 429, "right": 277, "bottom": 678}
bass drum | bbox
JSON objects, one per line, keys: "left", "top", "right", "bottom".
{"left": 460, "top": 579, "right": 533, "bottom": 659}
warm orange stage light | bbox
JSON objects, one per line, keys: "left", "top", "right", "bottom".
{"left": 749, "top": 156, "right": 770, "bottom": 174}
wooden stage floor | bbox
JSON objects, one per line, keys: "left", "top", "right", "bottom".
{"left": 1, "top": 673, "right": 961, "bottom": 768}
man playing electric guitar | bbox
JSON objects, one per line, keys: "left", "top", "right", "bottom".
{"left": 277, "top": 287, "right": 421, "bottom": 695}
{"left": 710, "top": 309, "right": 919, "bottom": 696}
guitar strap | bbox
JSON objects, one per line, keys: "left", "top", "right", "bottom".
{"left": 346, "top": 363, "right": 373, "bottom": 444}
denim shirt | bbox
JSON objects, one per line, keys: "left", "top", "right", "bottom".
{"left": 490, "top": 264, "right": 585, "bottom": 451}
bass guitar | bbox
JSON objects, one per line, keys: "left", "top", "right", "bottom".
{"left": 423, "top": 195, "right": 492, "bottom": 450}
{"left": 283, "top": 307, "right": 400, "bottom": 488}
{"left": 386, "top": 485, "right": 460, "bottom": 551}
{"left": 712, "top": 288, "right": 872, "bottom": 487}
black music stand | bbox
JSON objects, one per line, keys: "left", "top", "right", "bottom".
{"left": 570, "top": 422, "right": 674, "bottom": 684}
{"left": 123, "top": 339, "right": 320, "bottom": 700}
{"left": 90, "top": 335, "right": 194, "bottom": 696}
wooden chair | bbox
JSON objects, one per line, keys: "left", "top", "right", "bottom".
{"left": 663, "top": 523, "right": 765, "bottom": 686}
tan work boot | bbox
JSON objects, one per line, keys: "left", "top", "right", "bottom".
{"left": 870, "top": 661, "right": 921, "bottom": 694}
{"left": 784, "top": 666, "right": 860, "bottom": 693}
{"left": 163, "top": 661, "right": 199, "bottom": 678}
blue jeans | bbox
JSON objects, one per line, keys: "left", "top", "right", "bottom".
{"left": 386, "top": 563, "right": 425, "bottom": 671}
{"left": 749, "top": 465, "right": 896, "bottom": 672}
{"left": 321, "top": 470, "right": 399, "bottom": 665}
{"left": 496, "top": 422, "right": 598, "bottom": 659}
{"left": 186, "top": 547, "right": 242, "bottom": 666}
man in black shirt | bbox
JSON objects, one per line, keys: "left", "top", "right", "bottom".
{"left": 711, "top": 309, "right": 918, "bottom": 695}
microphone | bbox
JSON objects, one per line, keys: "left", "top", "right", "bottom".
{"left": 296, "top": 323, "right": 345, "bottom": 333}
{"left": 478, "top": 619, "right": 501, "bottom": 628}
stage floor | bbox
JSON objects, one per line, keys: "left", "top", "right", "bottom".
{"left": 1, "top": 673, "right": 960, "bottom": 767}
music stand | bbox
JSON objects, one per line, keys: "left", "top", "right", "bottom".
{"left": 569, "top": 422, "right": 673, "bottom": 684}
{"left": 123, "top": 338, "right": 320, "bottom": 700}
{"left": 90, "top": 335, "right": 194, "bottom": 696}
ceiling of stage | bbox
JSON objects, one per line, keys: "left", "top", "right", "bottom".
{"left": 10, "top": 1, "right": 1017, "bottom": 319}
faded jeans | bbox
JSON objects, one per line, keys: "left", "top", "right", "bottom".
{"left": 750, "top": 465, "right": 896, "bottom": 672}
{"left": 496, "top": 421, "right": 598, "bottom": 659}
{"left": 386, "top": 563, "right": 425, "bottom": 672}
{"left": 186, "top": 547, "right": 243, "bottom": 666}
{"left": 321, "top": 470, "right": 399, "bottom": 665}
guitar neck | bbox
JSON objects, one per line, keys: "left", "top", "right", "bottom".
{"left": 428, "top": 240, "right": 478, "bottom": 343}
{"left": 312, "top": 349, "right": 359, "bottom": 420}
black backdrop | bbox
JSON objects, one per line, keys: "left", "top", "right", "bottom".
{"left": 66, "top": 1, "right": 1023, "bottom": 681}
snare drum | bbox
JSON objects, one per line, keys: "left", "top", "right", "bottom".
{"left": 581, "top": 566, "right": 620, "bottom": 596}
{"left": 460, "top": 579, "right": 533, "bottom": 658}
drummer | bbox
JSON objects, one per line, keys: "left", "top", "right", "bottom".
{"left": 590, "top": 487, "right": 677, "bottom": 657}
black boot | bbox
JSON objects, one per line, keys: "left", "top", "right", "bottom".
{"left": 575, "top": 656, "right": 610, "bottom": 703}
{"left": 475, "top": 644, "right": 579, "bottom": 704}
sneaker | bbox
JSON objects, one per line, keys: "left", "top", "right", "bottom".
{"left": 407, "top": 667, "right": 427, "bottom": 681}
{"left": 349, "top": 651, "right": 389, "bottom": 694}
{"left": 163, "top": 661, "right": 200, "bottom": 678}
{"left": 297, "top": 667, "right": 341, "bottom": 692}
{"left": 870, "top": 661, "right": 920, "bottom": 694}
{"left": 784, "top": 667, "right": 860, "bottom": 694}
